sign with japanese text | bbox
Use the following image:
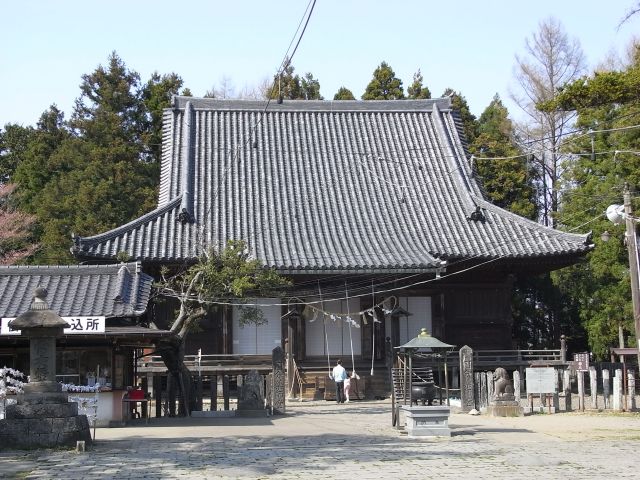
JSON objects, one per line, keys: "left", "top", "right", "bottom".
{"left": 0, "top": 317, "right": 106, "bottom": 335}
{"left": 573, "top": 352, "right": 590, "bottom": 372}
{"left": 525, "top": 367, "right": 556, "bottom": 394}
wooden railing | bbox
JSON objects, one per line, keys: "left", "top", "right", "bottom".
{"left": 137, "top": 354, "right": 273, "bottom": 374}
{"left": 455, "top": 349, "right": 563, "bottom": 367}
{"left": 406, "top": 349, "right": 564, "bottom": 369}
{"left": 137, "top": 349, "right": 564, "bottom": 375}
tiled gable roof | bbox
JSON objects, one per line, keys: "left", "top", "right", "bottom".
{"left": 0, "top": 263, "right": 153, "bottom": 318}
{"left": 72, "top": 98, "right": 591, "bottom": 272}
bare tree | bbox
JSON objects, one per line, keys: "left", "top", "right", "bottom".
{"left": 238, "top": 77, "right": 271, "bottom": 100}
{"left": 156, "top": 240, "right": 289, "bottom": 416}
{"left": 216, "top": 75, "right": 236, "bottom": 99}
{"left": 619, "top": 2, "right": 640, "bottom": 28}
{"left": 510, "top": 17, "right": 586, "bottom": 227}
{"left": 204, "top": 75, "right": 236, "bottom": 99}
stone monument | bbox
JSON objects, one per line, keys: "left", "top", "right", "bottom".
{"left": 271, "top": 346, "right": 286, "bottom": 415}
{"left": 487, "top": 367, "right": 523, "bottom": 417}
{"left": 459, "top": 345, "right": 475, "bottom": 412}
{"left": 237, "top": 370, "right": 267, "bottom": 417}
{"left": 0, "top": 288, "right": 92, "bottom": 449}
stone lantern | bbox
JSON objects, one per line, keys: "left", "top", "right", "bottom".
{"left": 11, "top": 287, "right": 69, "bottom": 396}
{"left": 0, "top": 288, "right": 92, "bottom": 449}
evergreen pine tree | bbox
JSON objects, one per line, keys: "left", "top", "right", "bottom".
{"left": 362, "top": 62, "right": 405, "bottom": 100}
{"left": 407, "top": 70, "right": 431, "bottom": 99}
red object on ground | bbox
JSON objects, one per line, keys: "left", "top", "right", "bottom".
{"left": 129, "top": 389, "right": 145, "bottom": 400}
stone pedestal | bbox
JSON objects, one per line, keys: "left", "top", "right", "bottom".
{"left": 487, "top": 398, "right": 524, "bottom": 417}
{"left": 0, "top": 377, "right": 92, "bottom": 450}
{"left": 401, "top": 405, "right": 451, "bottom": 437}
{"left": 0, "top": 401, "right": 91, "bottom": 450}
{"left": 235, "top": 409, "right": 269, "bottom": 418}
{"left": 237, "top": 370, "right": 265, "bottom": 415}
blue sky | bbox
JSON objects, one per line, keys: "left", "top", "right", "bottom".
{"left": 1, "top": 0, "right": 638, "bottom": 127}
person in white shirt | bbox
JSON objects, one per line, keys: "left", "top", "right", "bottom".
{"left": 331, "top": 359, "right": 348, "bottom": 403}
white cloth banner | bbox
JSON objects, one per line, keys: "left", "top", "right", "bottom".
{"left": 0, "top": 317, "right": 106, "bottom": 335}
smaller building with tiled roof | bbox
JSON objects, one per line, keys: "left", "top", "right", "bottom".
{"left": 0, "top": 262, "right": 152, "bottom": 319}
{"left": 0, "top": 262, "right": 171, "bottom": 395}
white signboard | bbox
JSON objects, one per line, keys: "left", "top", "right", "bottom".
{"left": 0, "top": 317, "right": 106, "bottom": 336}
{"left": 525, "top": 367, "right": 556, "bottom": 394}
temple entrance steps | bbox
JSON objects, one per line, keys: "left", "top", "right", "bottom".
{"left": 296, "top": 359, "right": 390, "bottom": 400}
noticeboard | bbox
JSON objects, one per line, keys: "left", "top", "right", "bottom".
{"left": 525, "top": 367, "right": 556, "bottom": 394}
{"left": 573, "top": 352, "right": 590, "bottom": 372}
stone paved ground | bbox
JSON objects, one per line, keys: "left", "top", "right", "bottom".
{"left": 1, "top": 400, "right": 639, "bottom": 479}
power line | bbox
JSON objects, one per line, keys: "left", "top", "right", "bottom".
{"left": 195, "top": 0, "right": 318, "bottom": 252}
{"left": 158, "top": 207, "right": 600, "bottom": 308}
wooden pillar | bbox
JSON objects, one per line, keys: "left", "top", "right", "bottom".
{"left": 196, "top": 374, "right": 203, "bottom": 411}
{"left": 223, "top": 306, "right": 233, "bottom": 354}
{"left": 210, "top": 374, "right": 217, "bottom": 411}
{"left": 154, "top": 375, "right": 162, "bottom": 418}
{"left": 479, "top": 372, "right": 487, "bottom": 412}
{"left": 223, "top": 374, "right": 230, "bottom": 410}
{"left": 168, "top": 374, "right": 176, "bottom": 417}
{"left": 287, "top": 317, "right": 297, "bottom": 398}
{"left": 296, "top": 311, "right": 305, "bottom": 360}
{"left": 438, "top": 365, "right": 443, "bottom": 404}
{"left": 552, "top": 369, "right": 560, "bottom": 412}
{"left": 141, "top": 375, "right": 149, "bottom": 419}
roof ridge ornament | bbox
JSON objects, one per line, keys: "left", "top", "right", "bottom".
{"left": 468, "top": 206, "right": 486, "bottom": 223}
{"left": 178, "top": 101, "right": 195, "bottom": 224}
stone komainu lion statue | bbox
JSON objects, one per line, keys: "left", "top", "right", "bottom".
{"left": 493, "top": 367, "right": 514, "bottom": 398}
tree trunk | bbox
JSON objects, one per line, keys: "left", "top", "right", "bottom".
{"left": 157, "top": 336, "right": 196, "bottom": 416}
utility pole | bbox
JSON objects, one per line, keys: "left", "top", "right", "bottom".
{"left": 623, "top": 186, "right": 640, "bottom": 367}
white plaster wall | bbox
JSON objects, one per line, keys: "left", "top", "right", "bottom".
{"left": 398, "top": 296, "right": 432, "bottom": 345}
{"left": 232, "top": 298, "right": 282, "bottom": 354}
{"left": 306, "top": 297, "right": 361, "bottom": 357}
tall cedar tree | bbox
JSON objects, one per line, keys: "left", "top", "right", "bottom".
{"left": 142, "top": 72, "right": 184, "bottom": 164}
{"left": 268, "top": 64, "right": 323, "bottom": 100}
{"left": 0, "top": 124, "right": 35, "bottom": 184}
{"left": 13, "top": 53, "right": 182, "bottom": 263}
{"left": 333, "top": 87, "right": 355, "bottom": 100}
{"left": 362, "top": 62, "right": 405, "bottom": 100}
{"left": 407, "top": 70, "right": 431, "bottom": 99}
{"left": 470, "top": 95, "right": 537, "bottom": 219}
{"left": 12, "top": 107, "right": 70, "bottom": 212}
{"left": 442, "top": 88, "right": 478, "bottom": 145}
{"left": 544, "top": 46, "right": 640, "bottom": 357}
